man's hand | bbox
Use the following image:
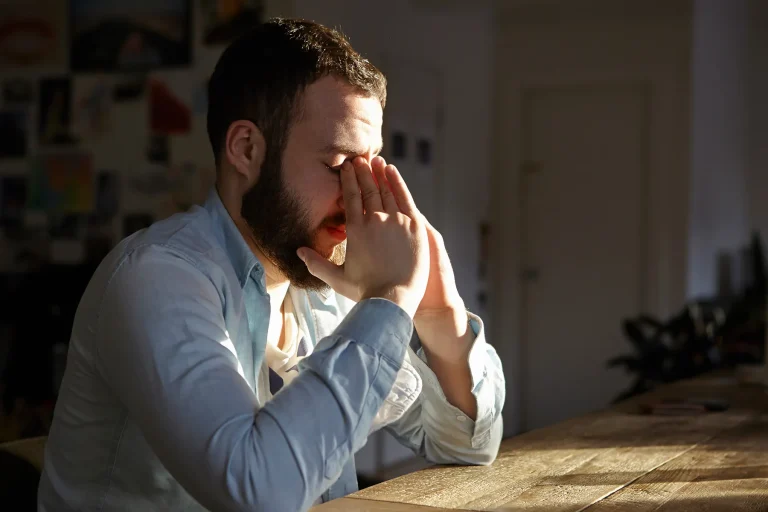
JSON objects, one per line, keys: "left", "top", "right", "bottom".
{"left": 297, "top": 156, "right": 430, "bottom": 318}
{"left": 302, "top": 155, "right": 477, "bottom": 418}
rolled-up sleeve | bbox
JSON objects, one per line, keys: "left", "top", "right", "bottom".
{"left": 385, "top": 312, "right": 505, "bottom": 465}
{"left": 96, "top": 245, "right": 413, "bottom": 511}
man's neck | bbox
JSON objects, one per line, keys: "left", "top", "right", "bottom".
{"left": 215, "top": 183, "right": 293, "bottom": 299}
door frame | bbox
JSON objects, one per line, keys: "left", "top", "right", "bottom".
{"left": 490, "top": 2, "right": 692, "bottom": 435}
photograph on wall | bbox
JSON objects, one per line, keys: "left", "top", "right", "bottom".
{"left": 94, "top": 171, "right": 119, "bottom": 221}
{"left": 73, "top": 77, "right": 113, "bottom": 138}
{"left": 147, "top": 134, "right": 170, "bottom": 163}
{"left": 192, "top": 77, "right": 209, "bottom": 115}
{"left": 149, "top": 79, "right": 191, "bottom": 134}
{"left": 0, "top": 176, "right": 27, "bottom": 229}
{"left": 202, "top": 0, "right": 263, "bottom": 45}
{"left": 113, "top": 74, "right": 147, "bottom": 102}
{"left": 70, "top": 0, "right": 192, "bottom": 72}
{"left": 30, "top": 152, "right": 94, "bottom": 213}
{"left": 38, "top": 77, "right": 78, "bottom": 145}
{"left": 3, "top": 78, "right": 35, "bottom": 104}
{"left": 0, "top": 110, "right": 28, "bottom": 158}
{"left": 0, "top": 0, "right": 67, "bottom": 70}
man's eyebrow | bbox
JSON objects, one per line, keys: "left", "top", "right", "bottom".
{"left": 323, "top": 142, "right": 384, "bottom": 157}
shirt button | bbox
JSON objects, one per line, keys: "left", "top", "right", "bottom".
{"left": 456, "top": 415, "right": 466, "bottom": 421}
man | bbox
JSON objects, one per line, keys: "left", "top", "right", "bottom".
{"left": 38, "top": 18, "right": 505, "bottom": 511}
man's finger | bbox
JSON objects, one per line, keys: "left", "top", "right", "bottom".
{"left": 385, "top": 164, "right": 419, "bottom": 218}
{"left": 340, "top": 161, "right": 363, "bottom": 224}
{"left": 373, "top": 158, "right": 399, "bottom": 214}
{"left": 297, "top": 248, "right": 343, "bottom": 286}
{"left": 353, "top": 157, "right": 384, "bottom": 214}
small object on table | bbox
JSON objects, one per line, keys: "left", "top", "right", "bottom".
{"left": 638, "top": 397, "right": 729, "bottom": 416}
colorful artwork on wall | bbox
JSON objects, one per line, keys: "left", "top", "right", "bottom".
{"left": 38, "top": 77, "right": 78, "bottom": 146}
{"left": 30, "top": 152, "right": 94, "bottom": 213}
{"left": 201, "top": 0, "right": 263, "bottom": 45}
{"left": 149, "top": 79, "right": 191, "bottom": 134}
{"left": 73, "top": 77, "right": 113, "bottom": 138}
{"left": 70, "top": 0, "right": 192, "bottom": 72}
{"left": 0, "top": 176, "right": 27, "bottom": 229}
{"left": 0, "top": 1, "right": 67, "bottom": 69}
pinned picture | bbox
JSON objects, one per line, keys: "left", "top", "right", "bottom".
{"left": 3, "top": 78, "right": 35, "bottom": 104}
{"left": 31, "top": 152, "right": 94, "bottom": 213}
{"left": 192, "top": 77, "right": 209, "bottom": 115}
{"left": 0, "top": 110, "right": 28, "bottom": 158}
{"left": 70, "top": 0, "right": 192, "bottom": 72}
{"left": 39, "top": 77, "right": 78, "bottom": 145}
{"left": 114, "top": 74, "right": 147, "bottom": 102}
{"left": 416, "top": 137, "right": 432, "bottom": 166}
{"left": 74, "top": 77, "right": 113, "bottom": 138}
{"left": 149, "top": 79, "right": 191, "bottom": 134}
{"left": 0, "top": 0, "right": 67, "bottom": 69}
{"left": 147, "top": 134, "right": 170, "bottom": 163}
{"left": 94, "top": 171, "right": 119, "bottom": 221}
{"left": 49, "top": 214, "right": 85, "bottom": 239}
{"left": 0, "top": 176, "right": 27, "bottom": 229}
{"left": 391, "top": 131, "right": 407, "bottom": 160}
{"left": 202, "top": 0, "right": 263, "bottom": 45}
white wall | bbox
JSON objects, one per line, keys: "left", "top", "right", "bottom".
{"left": 687, "top": 0, "right": 768, "bottom": 299}
{"left": 747, "top": 0, "right": 768, "bottom": 249}
{"left": 686, "top": 0, "right": 751, "bottom": 299}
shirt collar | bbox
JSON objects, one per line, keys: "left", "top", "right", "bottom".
{"left": 203, "top": 187, "right": 265, "bottom": 290}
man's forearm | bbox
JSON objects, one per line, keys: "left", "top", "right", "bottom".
{"left": 414, "top": 306, "right": 478, "bottom": 420}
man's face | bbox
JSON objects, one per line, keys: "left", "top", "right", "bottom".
{"left": 241, "top": 76, "right": 383, "bottom": 290}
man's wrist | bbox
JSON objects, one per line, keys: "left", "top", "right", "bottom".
{"left": 414, "top": 304, "right": 473, "bottom": 364}
{"left": 414, "top": 304, "right": 469, "bottom": 338}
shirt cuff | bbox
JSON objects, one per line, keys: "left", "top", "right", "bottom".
{"left": 414, "top": 311, "right": 497, "bottom": 448}
{"left": 326, "top": 297, "right": 414, "bottom": 366}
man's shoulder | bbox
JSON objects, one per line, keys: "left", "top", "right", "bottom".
{"left": 105, "top": 206, "right": 232, "bottom": 282}
{"left": 126, "top": 206, "right": 220, "bottom": 258}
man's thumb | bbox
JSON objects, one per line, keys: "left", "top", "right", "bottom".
{"left": 297, "top": 248, "right": 342, "bottom": 285}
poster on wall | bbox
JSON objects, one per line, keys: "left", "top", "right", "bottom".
{"left": 201, "top": 0, "right": 263, "bottom": 45}
{"left": 38, "top": 77, "right": 78, "bottom": 145}
{"left": 149, "top": 79, "right": 191, "bottom": 134}
{"left": 3, "top": 78, "right": 35, "bottom": 104}
{"left": 30, "top": 152, "right": 94, "bottom": 213}
{"left": 0, "top": 0, "right": 67, "bottom": 70}
{"left": 70, "top": 0, "right": 192, "bottom": 72}
{"left": 0, "top": 176, "right": 27, "bottom": 229}
{"left": 73, "top": 77, "right": 113, "bottom": 138}
{"left": 0, "top": 110, "right": 28, "bottom": 158}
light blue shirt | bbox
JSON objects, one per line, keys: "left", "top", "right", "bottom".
{"left": 38, "top": 189, "right": 505, "bottom": 511}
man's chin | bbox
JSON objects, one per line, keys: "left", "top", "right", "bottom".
{"left": 272, "top": 241, "right": 344, "bottom": 292}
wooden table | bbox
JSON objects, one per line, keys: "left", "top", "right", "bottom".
{"left": 314, "top": 373, "right": 768, "bottom": 511}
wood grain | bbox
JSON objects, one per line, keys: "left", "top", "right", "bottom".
{"left": 333, "top": 375, "right": 768, "bottom": 511}
{"left": 591, "top": 415, "right": 768, "bottom": 511}
{"left": 312, "top": 497, "right": 467, "bottom": 511}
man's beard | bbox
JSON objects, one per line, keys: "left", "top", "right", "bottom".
{"left": 241, "top": 154, "right": 346, "bottom": 291}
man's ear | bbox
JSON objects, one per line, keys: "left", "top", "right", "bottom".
{"left": 224, "top": 120, "right": 266, "bottom": 186}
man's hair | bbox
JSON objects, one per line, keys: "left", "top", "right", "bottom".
{"left": 207, "top": 18, "right": 387, "bottom": 168}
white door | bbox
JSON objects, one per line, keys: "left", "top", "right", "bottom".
{"left": 521, "top": 85, "right": 649, "bottom": 430}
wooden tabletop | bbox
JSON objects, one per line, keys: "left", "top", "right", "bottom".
{"left": 314, "top": 373, "right": 768, "bottom": 511}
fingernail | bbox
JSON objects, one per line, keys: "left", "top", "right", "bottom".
{"left": 296, "top": 249, "right": 306, "bottom": 262}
